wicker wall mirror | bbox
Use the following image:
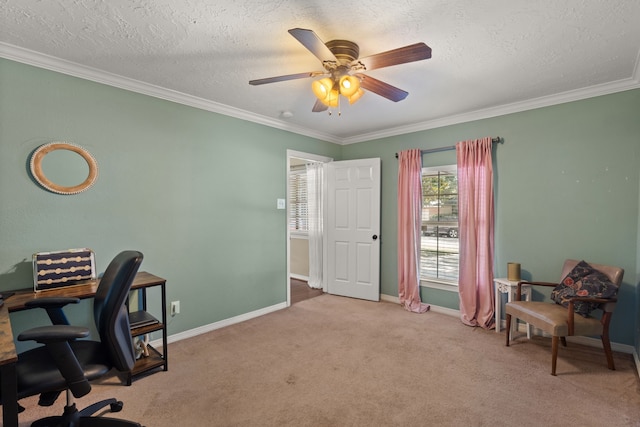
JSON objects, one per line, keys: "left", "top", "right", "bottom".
{"left": 30, "top": 142, "right": 98, "bottom": 194}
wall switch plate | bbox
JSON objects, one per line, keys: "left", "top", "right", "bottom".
{"left": 277, "top": 198, "right": 286, "bottom": 209}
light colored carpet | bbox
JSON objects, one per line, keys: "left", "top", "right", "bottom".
{"left": 9, "top": 294, "right": 640, "bottom": 426}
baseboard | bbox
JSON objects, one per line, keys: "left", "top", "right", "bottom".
{"left": 504, "top": 320, "right": 636, "bottom": 354}
{"left": 153, "top": 295, "right": 637, "bottom": 364}
{"left": 289, "top": 273, "right": 308, "bottom": 282}
{"left": 380, "top": 293, "right": 460, "bottom": 317}
{"left": 150, "top": 301, "right": 287, "bottom": 347}
{"left": 380, "top": 294, "right": 400, "bottom": 304}
{"left": 565, "top": 335, "right": 634, "bottom": 354}
{"left": 382, "top": 293, "right": 636, "bottom": 356}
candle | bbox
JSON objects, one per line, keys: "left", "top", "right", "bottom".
{"left": 507, "top": 263, "right": 521, "bottom": 281}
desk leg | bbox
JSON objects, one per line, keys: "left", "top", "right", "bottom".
{"left": 1, "top": 362, "right": 19, "bottom": 427}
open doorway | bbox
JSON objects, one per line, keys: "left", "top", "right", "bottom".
{"left": 286, "top": 150, "right": 332, "bottom": 306}
{"left": 290, "top": 278, "right": 323, "bottom": 304}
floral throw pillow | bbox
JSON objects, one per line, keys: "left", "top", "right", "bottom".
{"left": 550, "top": 260, "right": 619, "bottom": 317}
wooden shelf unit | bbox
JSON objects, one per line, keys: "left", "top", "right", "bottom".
{"left": 127, "top": 276, "right": 168, "bottom": 385}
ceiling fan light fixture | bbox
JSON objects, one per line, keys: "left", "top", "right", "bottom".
{"left": 338, "top": 75, "right": 360, "bottom": 97}
{"left": 348, "top": 88, "right": 365, "bottom": 105}
{"left": 312, "top": 77, "right": 334, "bottom": 101}
{"left": 320, "top": 88, "right": 340, "bottom": 107}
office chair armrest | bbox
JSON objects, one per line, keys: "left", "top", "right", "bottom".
{"left": 17, "top": 325, "right": 90, "bottom": 343}
{"left": 17, "top": 325, "right": 93, "bottom": 398}
{"left": 25, "top": 297, "right": 80, "bottom": 325}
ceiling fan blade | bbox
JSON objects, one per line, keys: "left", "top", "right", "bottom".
{"left": 249, "top": 71, "right": 324, "bottom": 85}
{"left": 288, "top": 28, "right": 337, "bottom": 63}
{"left": 356, "top": 43, "right": 432, "bottom": 71}
{"left": 312, "top": 99, "right": 329, "bottom": 113}
{"left": 356, "top": 74, "right": 408, "bottom": 102}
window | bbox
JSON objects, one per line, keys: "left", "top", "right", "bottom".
{"left": 421, "top": 165, "right": 459, "bottom": 283}
{"left": 289, "top": 166, "right": 308, "bottom": 233}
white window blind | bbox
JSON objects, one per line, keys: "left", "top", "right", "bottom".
{"left": 289, "top": 168, "right": 308, "bottom": 233}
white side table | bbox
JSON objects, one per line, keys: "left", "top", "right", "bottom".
{"left": 494, "top": 278, "right": 532, "bottom": 338}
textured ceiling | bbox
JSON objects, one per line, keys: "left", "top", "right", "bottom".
{"left": 1, "top": 0, "right": 639, "bottom": 144}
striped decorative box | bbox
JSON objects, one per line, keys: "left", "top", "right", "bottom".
{"left": 33, "top": 248, "right": 96, "bottom": 292}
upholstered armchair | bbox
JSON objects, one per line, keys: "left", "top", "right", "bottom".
{"left": 504, "top": 259, "right": 623, "bottom": 376}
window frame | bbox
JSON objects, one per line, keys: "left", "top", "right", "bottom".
{"left": 420, "top": 164, "right": 459, "bottom": 291}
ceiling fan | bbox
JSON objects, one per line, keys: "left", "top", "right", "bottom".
{"left": 249, "top": 28, "right": 432, "bottom": 113}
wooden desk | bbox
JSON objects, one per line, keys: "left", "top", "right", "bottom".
{"left": 1, "top": 303, "right": 19, "bottom": 427}
{"left": 0, "top": 272, "right": 166, "bottom": 427}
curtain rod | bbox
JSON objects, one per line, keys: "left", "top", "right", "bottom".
{"left": 394, "top": 137, "right": 502, "bottom": 158}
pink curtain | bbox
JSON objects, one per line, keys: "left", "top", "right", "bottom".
{"left": 397, "top": 149, "right": 430, "bottom": 313}
{"left": 456, "top": 138, "right": 495, "bottom": 329}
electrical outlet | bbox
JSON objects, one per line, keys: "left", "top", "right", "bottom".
{"left": 170, "top": 301, "right": 180, "bottom": 316}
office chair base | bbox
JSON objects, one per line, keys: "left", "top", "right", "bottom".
{"left": 31, "top": 402, "right": 142, "bottom": 427}
{"left": 77, "top": 398, "right": 123, "bottom": 417}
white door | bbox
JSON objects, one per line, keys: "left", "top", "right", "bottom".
{"left": 325, "top": 158, "right": 381, "bottom": 301}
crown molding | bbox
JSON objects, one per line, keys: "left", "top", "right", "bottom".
{"left": 0, "top": 42, "right": 342, "bottom": 144}
{"left": 2, "top": 42, "right": 638, "bottom": 147}
{"left": 342, "top": 47, "right": 640, "bottom": 144}
{"left": 341, "top": 76, "right": 640, "bottom": 145}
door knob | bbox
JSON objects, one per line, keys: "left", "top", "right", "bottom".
{"left": 372, "top": 235, "right": 378, "bottom": 240}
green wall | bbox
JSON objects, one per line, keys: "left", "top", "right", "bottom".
{"left": 1, "top": 57, "right": 638, "bottom": 351}
{"left": 637, "top": 178, "right": 640, "bottom": 357}
{"left": 342, "top": 90, "right": 640, "bottom": 347}
{"left": 0, "top": 58, "right": 341, "bottom": 349}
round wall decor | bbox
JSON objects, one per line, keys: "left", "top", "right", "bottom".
{"left": 30, "top": 142, "right": 98, "bottom": 195}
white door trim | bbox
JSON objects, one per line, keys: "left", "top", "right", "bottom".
{"left": 286, "top": 150, "right": 332, "bottom": 307}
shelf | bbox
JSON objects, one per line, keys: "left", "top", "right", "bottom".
{"left": 123, "top": 345, "right": 166, "bottom": 385}
{"left": 125, "top": 279, "right": 168, "bottom": 385}
{"left": 129, "top": 310, "right": 159, "bottom": 328}
{"left": 133, "top": 345, "right": 164, "bottom": 373}
{"left": 129, "top": 310, "right": 163, "bottom": 336}
{"left": 131, "top": 322, "right": 164, "bottom": 336}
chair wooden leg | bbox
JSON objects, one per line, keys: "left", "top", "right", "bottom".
{"left": 505, "top": 314, "right": 512, "bottom": 346}
{"left": 551, "top": 335, "right": 559, "bottom": 376}
{"left": 560, "top": 337, "right": 567, "bottom": 347}
{"left": 601, "top": 333, "right": 616, "bottom": 370}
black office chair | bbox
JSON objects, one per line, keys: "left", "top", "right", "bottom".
{"left": 2, "top": 250, "right": 144, "bottom": 426}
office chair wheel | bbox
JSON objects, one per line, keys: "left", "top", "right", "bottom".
{"left": 110, "top": 401, "right": 124, "bottom": 412}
